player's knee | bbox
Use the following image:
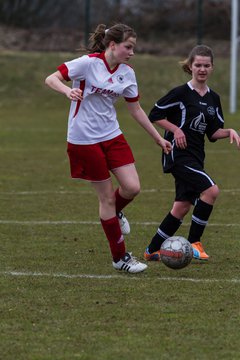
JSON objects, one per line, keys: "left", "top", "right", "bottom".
{"left": 129, "top": 183, "right": 141, "bottom": 198}
{"left": 202, "top": 184, "right": 220, "bottom": 203}
{"left": 211, "top": 185, "right": 220, "bottom": 201}
{"left": 122, "top": 183, "right": 140, "bottom": 199}
{"left": 171, "top": 201, "right": 191, "bottom": 219}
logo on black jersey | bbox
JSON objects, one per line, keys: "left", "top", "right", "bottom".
{"left": 189, "top": 112, "right": 207, "bottom": 134}
{"left": 117, "top": 75, "right": 124, "bottom": 83}
{"left": 207, "top": 106, "right": 215, "bottom": 116}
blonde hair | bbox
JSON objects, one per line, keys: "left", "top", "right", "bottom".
{"left": 180, "top": 45, "right": 214, "bottom": 75}
{"left": 87, "top": 23, "right": 137, "bottom": 53}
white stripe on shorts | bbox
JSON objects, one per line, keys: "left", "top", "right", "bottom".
{"left": 184, "top": 165, "right": 215, "bottom": 186}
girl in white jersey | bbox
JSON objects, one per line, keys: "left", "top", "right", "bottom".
{"left": 45, "top": 23, "right": 172, "bottom": 273}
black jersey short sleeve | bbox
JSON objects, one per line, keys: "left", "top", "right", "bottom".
{"left": 205, "top": 91, "right": 224, "bottom": 142}
{"left": 149, "top": 88, "right": 182, "bottom": 124}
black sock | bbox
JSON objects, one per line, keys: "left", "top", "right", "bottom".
{"left": 188, "top": 199, "right": 213, "bottom": 244}
{"left": 148, "top": 212, "right": 182, "bottom": 253}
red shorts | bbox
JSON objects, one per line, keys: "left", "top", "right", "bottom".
{"left": 67, "top": 134, "right": 135, "bottom": 181}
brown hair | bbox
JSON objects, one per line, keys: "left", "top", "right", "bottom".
{"left": 180, "top": 45, "right": 214, "bottom": 75}
{"left": 87, "top": 23, "right": 137, "bottom": 53}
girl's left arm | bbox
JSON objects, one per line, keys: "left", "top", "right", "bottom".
{"left": 126, "top": 101, "right": 172, "bottom": 154}
{"left": 211, "top": 128, "right": 240, "bottom": 148}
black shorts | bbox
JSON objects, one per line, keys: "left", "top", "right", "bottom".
{"left": 171, "top": 162, "right": 216, "bottom": 205}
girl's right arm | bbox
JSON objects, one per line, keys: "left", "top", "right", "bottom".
{"left": 45, "top": 71, "right": 83, "bottom": 101}
{"left": 154, "top": 119, "right": 187, "bottom": 149}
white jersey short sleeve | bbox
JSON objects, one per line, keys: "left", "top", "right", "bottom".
{"left": 57, "top": 52, "right": 139, "bottom": 145}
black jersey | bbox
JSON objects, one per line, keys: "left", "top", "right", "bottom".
{"left": 149, "top": 81, "right": 224, "bottom": 172}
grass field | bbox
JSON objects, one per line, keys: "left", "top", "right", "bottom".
{"left": 0, "top": 51, "right": 240, "bottom": 360}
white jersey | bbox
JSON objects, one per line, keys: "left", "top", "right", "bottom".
{"left": 58, "top": 52, "right": 139, "bottom": 144}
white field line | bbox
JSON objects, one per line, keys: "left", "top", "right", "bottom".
{"left": 0, "top": 220, "right": 239, "bottom": 227}
{"left": 0, "top": 188, "right": 239, "bottom": 226}
{"left": 0, "top": 147, "right": 233, "bottom": 154}
{"left": 1, "top": 189, "right": 162, "bottom": 195}
{"left": 1, "top": 270, "right": 240, "bottom": 283}
{"left": 0, "top": 188, "right": 240, "bottom": 195}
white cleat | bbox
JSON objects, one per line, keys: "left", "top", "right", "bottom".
{"left": 112, "top": 252, "right": 147, "bottom": 273}
{"left": 117, "top": 211, "right": 130, "bottom": 235}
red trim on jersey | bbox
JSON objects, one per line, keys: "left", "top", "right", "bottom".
{"left": 88, "top": 52, "right": 102, "bottom": 58}
{"left": 57, "top": 63, "right": 70, "bottom": 81}
{"left": 124, "top": 95, "right": 139, "bottom": 102}
{"left": 73, "top": 80, "right": 86, "bottom": 117}
{"left": 88, "top": 52, "right": 119, "bottom": 74}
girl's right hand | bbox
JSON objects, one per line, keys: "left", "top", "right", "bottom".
{"left": 67, "top": 88, "right": 83, "bottom": 101}
{"left": 174, "top": 128, "right": 187, "bottom": 149}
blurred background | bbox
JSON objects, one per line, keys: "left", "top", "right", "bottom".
{"left": 0, "top": 0, "right": 232, "bottom": 56}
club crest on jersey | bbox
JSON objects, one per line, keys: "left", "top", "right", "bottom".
{"left": 189, "top": 112, "right": 207, "bottom": 134}
{"left": 207, "top": 106, "right": 215, "bottom": 116}
{"left": 117, "top": 75, "right": 124, "bottom": 83}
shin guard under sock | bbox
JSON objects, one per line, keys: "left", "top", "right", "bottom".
{"left": 100, "top": 216, "right": 125, "bottom": 262}
{"left": 188, "top": 199, "right": 213, "bottom": 244}
{"left": 115, "top": 188, "right": 133, "bottom": 214}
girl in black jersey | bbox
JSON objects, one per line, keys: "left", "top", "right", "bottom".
{"left": 144, "top": 45, "right": 240, "bottom": 261}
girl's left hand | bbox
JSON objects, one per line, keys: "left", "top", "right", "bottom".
{"left": 229, "top": 129, "right": 240, "bottom": 149}
{"left": 158, "top": 138, "right": 172, "bottom": 154}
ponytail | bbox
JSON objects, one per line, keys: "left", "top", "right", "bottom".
{"left": 87, "top": 23, "right": 136, "bottom": 53}
{"left": 87, "top": 24, "right": 107, "bottom": 53}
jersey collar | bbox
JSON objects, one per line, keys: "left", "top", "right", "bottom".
{"left": 99, "top": 51, "right": 119, "bottom": 74}
{"left": 187, "top": 81, "right": 210, "bottom": 93}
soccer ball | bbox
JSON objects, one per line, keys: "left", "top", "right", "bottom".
{"left": 160, "top": 236, "right": 193, "bottom": 270}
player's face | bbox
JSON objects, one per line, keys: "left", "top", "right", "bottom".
{"left": 190, "top": 55, "right": 213, "bottom": 83}
{"left": 113, "top": 37, "right": 136, "bottom": 63}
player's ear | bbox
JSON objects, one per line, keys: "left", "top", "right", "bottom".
{"left": 109, "top": 40, "right": 116, "bottom": 50}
